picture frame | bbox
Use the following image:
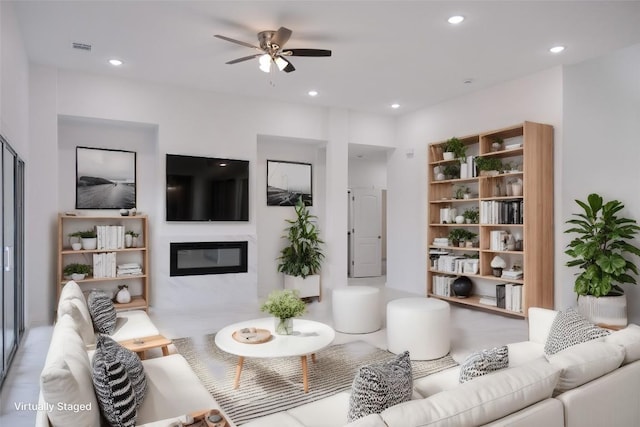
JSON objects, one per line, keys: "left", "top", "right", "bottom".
{"left": 266, "top": 160, "right": 312, "bottom": 206}
{"left": 76, "top": 146, "right": 136, "bottom": 209}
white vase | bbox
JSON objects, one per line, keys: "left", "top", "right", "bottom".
{"left": 71, "top": 242, "right": 82, "bottom": 251}
{"left": 70, "top": 273, "right": 85, "bottom": 281}
{"left": 443, "top": 152, "right": 455, "bottom": 161}
{"left": 511, "top": 183, "right": 523, "bottom": 197}
{"left": 115, "top": 286, "right": 132, "bottom": 304}
{"left": 577, "top": 294, "right": 627, "bottom": 328}
{"left": 125, "top": 234, "right": 133, "bottom": 248}
{"left": 455, "top": 215, "right": 465, "bottom": 224}
{"left": 274, "top": 317, "right": 293, "bottom": 335}
{"left": 81, "top": 237, "right": 97, "bottom": 250}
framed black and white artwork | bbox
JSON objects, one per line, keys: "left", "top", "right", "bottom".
{"left": 266, "top": 160, "right": 312, "bottom": 206}
{"left": 76, "top": 146, "right": 136, "bottom": 209}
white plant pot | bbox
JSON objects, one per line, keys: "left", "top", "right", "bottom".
{"left": 81, "top": 237, "right": 97, "bottom": 250}
{"left": 577, "top": 294, "right": 627, "bottom": 328}
{"left": 70, "top": 273, "right": 85, "bottom": 281}
{"left": 71, "top": 242, "right": 82, "bottom": 251}
{"left": 284, "top": 274, "right": 320, "bottom": 299}
{"left": 442, "top": 152, "right": 455, "bottom": 161}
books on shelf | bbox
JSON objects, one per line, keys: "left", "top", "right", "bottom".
{"left": 495, "top": 283, "right": 523, "bottom": 312}
{"left": 432, "top": 275, "right": 455, "bottom": 297}
{"left": 490, "top": 230, "right": 508, "bottom": 251}
{"left": 117, "top": 263, "right": 142, "bottom": 277}
{"left": 96, "top": 225, "right": 126, "bottom": 250}
{"left": 501, "top": 269, "right": 523, "bottom": 280}
{"left": 433, "top": 237, "right": 450, "bottom": 247}
{"left": 92, "top": 252, "right": 117, "bottom": 278}
{"left": 480, "top": 200, "right": 523, "bottom": 225}
{"left": 479, "top": 296, "right": 497, "bottom": 307}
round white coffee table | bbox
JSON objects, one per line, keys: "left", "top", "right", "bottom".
{"left": 215, "top": 317, "right": 335, "bottom": 393}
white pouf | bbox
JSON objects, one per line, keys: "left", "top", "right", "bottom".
{"left": 387, "top": 297, "right": 450, "bottom": 360}
{"left": 332, "top": 286, "right": 382, "bottom": 333}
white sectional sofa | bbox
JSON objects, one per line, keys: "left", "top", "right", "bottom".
{"left": 243, "top": 307, "right": 640, "bottom": 427}
{"left": 36, "top": 281, "right": 235, "bottom": 427}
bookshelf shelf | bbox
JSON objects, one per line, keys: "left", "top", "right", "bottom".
{"left": 57, "top": 214, "right": 150, "bottom": 312}
{"left": 427, "top": 122, "right": 554, "bottom": 317}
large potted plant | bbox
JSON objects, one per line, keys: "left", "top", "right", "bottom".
{"left": 277, "top": 198, "right": 324, "bottom": 300}
{"left": 565, "top": 193, "right": 640, "bottom": 327}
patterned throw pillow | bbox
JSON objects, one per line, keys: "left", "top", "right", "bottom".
{"left": 96, "top": 334, "right": 147, "bottom": 409}
{"left": 544, "top": 308, "right": 611, "bottom": 356}
{"left": 347, "top": 351, "right": 413, "bottom": 422}
{"left": 459, "top": 345, "right": 509, "bottom": 383}
{"left": 87, "top": 290, "right": 117, "bottom": 334}
{"left": 92, "top": 341, "right": 137, "bottom": 427}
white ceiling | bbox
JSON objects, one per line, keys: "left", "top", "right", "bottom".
{"left": 11, "top": 1, "right": 640, "bottom": 116}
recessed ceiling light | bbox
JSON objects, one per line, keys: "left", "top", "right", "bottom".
{"left": 549, "top": 46, "right": 565, "bottom": 54}
{"left": 109, "top": 59, "right": 123, "bottom": 66}
{"left": 448, "top": 15, "right": 465, "bottom": 24}
{"left": 308, "top": 90, "right": 318, "bottom": 97}
{"left": 391, "top": 103, "right": 400, "bottom": 109}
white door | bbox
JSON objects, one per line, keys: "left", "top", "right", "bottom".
{"left": 351, "top": 188, "right": 382, "bottom": 277}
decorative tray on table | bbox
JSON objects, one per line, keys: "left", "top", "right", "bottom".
{"left": 232, "top": 327, "right": 272, "bottom": 344}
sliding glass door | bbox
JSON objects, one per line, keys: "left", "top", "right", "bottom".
{"left": 0, "top": 136, "right": 24, "bottom": 388}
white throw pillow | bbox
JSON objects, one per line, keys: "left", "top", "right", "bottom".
{"left": 604, "top": 324, "right": 640, "bottom": 364}
{"left": 546, "top": 340, "right": 624, "bottom": 393}
{"left": 58, "top": 300, "right": 96, "bottom": 346}
{"left": 40, "top": 314, "right": 100, "bottom": 426}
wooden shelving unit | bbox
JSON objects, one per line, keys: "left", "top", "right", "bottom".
{"left": 57, "top": 214, "right": 150, "bottom": 311}
{"left": 427, "top": 122, "right": 554, "bottom": 317}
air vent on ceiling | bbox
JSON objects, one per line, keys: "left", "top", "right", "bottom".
{"left": 72, "top": 42, "right": 92, "bottom": 51}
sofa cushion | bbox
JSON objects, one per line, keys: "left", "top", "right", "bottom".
{"left": 96, "top": 334, "right": 147, "bottom": 408}
{"left": 379, "top": 359, "right": 560, "bottom": 427}
{"left": 58, "top": 280, "right": 86, "bottom": 303}
{"left": 546, "top": 340, "right": 624, "bottom": 393}
{"left": 58, "top": 300, "right": 96, "bottom": 346}
{"left": 92, "top": 339, "right": 138, "bottom": 427}
{"left": 604, "top": 323, "right": 640, "bottom": 364}
{"left": 543, "top": 308, "right": 610, "bottom": 355}
{"left": 507, "top": 341, "right": 545, "bottom": 367}
{"left": 111, "top": 310, "right": 160, "bottom": 342}
{"left": 459, "top": 345, "right": 508, "bottom": 383}
{"left": 40, "top": 313, "right": 100, "bottom": 427}
{"left": 136, "top": 355, "right": 219, "bottom": 425}
{"left": 88, "top": 290, "right": 117, "bottom": 334}
{"left": 347, "top": 351, "right": 412, "bottom": 422}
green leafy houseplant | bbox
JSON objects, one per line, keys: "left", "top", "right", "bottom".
{"left": 474, "top": 156, "right": 502, "bottom": 171}
{"left": 442, "top": 137, "right": 466, "bottom": 159}
{"left": 565, "top": 193, "right": 640, "bottom": 297}
{"left": 69, "top": 230, "right": 97, "bottom": 238}
{"left": 462, "top": 207, "right": 480, "bottom": 224}
{"left": 63, "top": 263, "right": 92, "bottom": 277}
{"left": 125, "top": 230, "right": 139, "bottom": 237}
{"left": 448, "top": 229, "right": 476, "bottom": 246}
{"left": 277, "top": 199, "right": 324, "bottom": 279}
{"left": 261, "top": 289, "right": 306, "bottom": 334}
{"left": 442, "top": 164, "right": 460, "bottom": 180}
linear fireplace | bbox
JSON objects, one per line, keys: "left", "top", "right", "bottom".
{"left": 170, "top": 241, "right": 248, "bottom": 276}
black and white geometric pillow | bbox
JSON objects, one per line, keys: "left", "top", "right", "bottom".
{"left": 459, "top": 345, "right": 509, "bottom": 383}
{"left": 347, "top": 351, "right": 413, "bottom": 422}
{"left": 92, "top": 342, "right": 137, "bottom": 427}
{"left": 544, "top": 308, "right": 611, "bottom": 356}
{"left": 87, "top": 291, "right": 117, "bottom": 334}
{"left": 96, "top": 334, "right": 147, "bottom": 409}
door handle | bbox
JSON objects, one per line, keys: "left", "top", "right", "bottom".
{"left": 4, "top": 246, "right": 11, "bottom": 272}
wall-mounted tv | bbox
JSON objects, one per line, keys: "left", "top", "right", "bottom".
{"left": 166, "top": 154, "right": 249, "bottom": 221}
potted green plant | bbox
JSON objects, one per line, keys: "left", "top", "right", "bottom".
{"left": 474, "top": 157, "right": 502, "bottom": 176}
{"left": 442, "top": 137, "right": 466, "bottom": 161}
{"left": 70, "top": 230, "right": 97, "bottom": 250}
{"left": 63, "top": 263, "right": 92, "bottom": 281}
{"left": 491, "top": 137, "right": 504, "bottom": 152}
{"left": 260, "top": 289, "right": 307, "bottom": 335}
{"left": 442, "top": 164, "right": 460, "bottom": 180}
{"left": 448, "top": 228, "right": 474, "bottom": 247}
{"left": 462, "top": 207, "right": 480, "bottom": 224}
{"left": 125, "top": 230, "right": 139, "bottom": 248}
{"left": 277, "top": 198, "right": 324, "bottom": 300}
{"left": 565, "top": 193, "right": 640, "bottom": 327}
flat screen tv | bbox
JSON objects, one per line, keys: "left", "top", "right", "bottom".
{"left": 166, "top": 154, "right": 249, "bottom": 221}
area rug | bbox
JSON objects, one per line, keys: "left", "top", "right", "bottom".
{"left": 173, "top": 334, "right": 458, "bottom": 425}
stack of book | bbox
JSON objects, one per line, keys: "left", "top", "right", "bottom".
{"left": 117, "top": 263, "right": 142, "bottom": 277}
{"left": 432, "top": 275, "right": 455, "bottom": 297}
{"left": 96, "top": 225, "right": 126, "bottom": 250}
{"left": 489, "top": 230, "right": 508, "bottom": 251}
{"left": 480, "top": 200, "right": 523, "bottom": 224}
{"left": 501, "top": 269, "right": 523, "bottom": 280}
{"left": 432, "top": 237, "right": 450, "bottom": 247}
{"left": 93, "top": 252, "right": 117, "bottom": 278}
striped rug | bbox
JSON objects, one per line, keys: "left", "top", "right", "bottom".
{"left": 173, "top": 334, "right": 458, "bottom": 425}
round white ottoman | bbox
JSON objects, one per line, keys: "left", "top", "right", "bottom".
{"left": 386, "top": 297, "right": 450, "bottom": 360}
{"left": 332, "top": 286, "right": 382, "bottom": 333}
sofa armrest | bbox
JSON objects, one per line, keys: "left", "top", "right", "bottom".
{"left": 528, "top": 307, "right": 558, "bottom": 345}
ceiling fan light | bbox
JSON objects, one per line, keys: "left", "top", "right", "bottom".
{"left": 274, "top": 56, "right": 288, "bottom": 71}
{"left": 258, "top": 54, "right": 272, "bottom": 73}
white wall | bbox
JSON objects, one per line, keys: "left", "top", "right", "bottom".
{"left": 562, "top": 43, "right": 640, "bottom": 324}
{"left": 257, "top": 136, "right": 326, "bottom": 297}
{"left": 27, "top": 67, "right": 395, "bottom": 322}
{"left": 389, "top": 67, "right": 563, "bottom": 300}
{"left": 348, "top": 153, "right": 388, "bottom": 189}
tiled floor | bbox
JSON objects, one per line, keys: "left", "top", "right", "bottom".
{"left": 0, "top": 276, "right": 528, "bottom": 425}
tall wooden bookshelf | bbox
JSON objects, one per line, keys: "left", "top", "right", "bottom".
{"left": 427, "top": 121, "right": 554, "bottom": 317}
{"left": 57, "top": 214, "right": 150, "bottom": 311}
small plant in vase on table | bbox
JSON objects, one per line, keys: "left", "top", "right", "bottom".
{"left": 260, "top": 289, "right": 306, "bottom": 335}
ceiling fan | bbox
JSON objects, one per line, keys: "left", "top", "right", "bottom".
{"left": 214, "top": 26, "right": 331, "bottom": 73}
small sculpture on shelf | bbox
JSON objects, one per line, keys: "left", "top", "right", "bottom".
{"left": 490, "top": 256, "right": 507, "bottom": 277}
{"left": 452, "top": 276, "right": 473, "bottom": 298}
{"left": 114, "top": 284, "right": 132, "bottom": 304}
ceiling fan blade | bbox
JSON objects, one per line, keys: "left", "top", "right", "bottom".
{"left": 283, "top": 48, "right": 332, "bottom": 57}
{"left": 226, "top": 54, "right": 262, "bottom": 65}
{"left": 271, "top": 27, "right": 292, "bottom": 48}
{"left": 279, "top": 57, "right": 296, "bottom": 73}
{"left": 214, "top": 34, "right": 261, "bottom": 50}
